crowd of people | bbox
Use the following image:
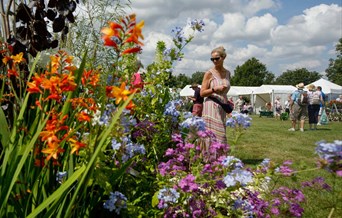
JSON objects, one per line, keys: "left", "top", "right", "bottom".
{"left": 287, "top": 82, "right": 325, "bottom": 132}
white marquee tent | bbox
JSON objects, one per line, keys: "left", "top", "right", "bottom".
{"left": 180, "top": 84, "right": 298, "bottom": 114}
{"left": 307, "top": 78, "right": 342, "bottom": 100}
{"left": 252, "top": 85, "right": 297, "bottom": 113}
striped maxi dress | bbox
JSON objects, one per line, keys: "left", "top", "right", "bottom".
{"left": 202, "top": 69, "right": 231, "bottom": 145}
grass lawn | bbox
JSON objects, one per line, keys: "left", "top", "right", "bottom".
{"left": 227, "top": 115, "right": 342, "bottom": 218}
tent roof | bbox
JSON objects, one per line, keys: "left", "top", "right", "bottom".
{"left": 253, "top": 85, "right": 296, "bottom": 94}
{"left": 308, "top": 78, "right": 342, "bottom": 94}
{"left": 228, "top": 86, "right": 259, "bottom": 96}
{"left": 180, "top": 85, "right": 201, "bottom": 97}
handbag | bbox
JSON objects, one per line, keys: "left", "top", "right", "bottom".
{"left": 208, "top": 96, "right": 233, "bottom": 113}
{"left": 319, "top": 108, "right": 328, "bottom": 125}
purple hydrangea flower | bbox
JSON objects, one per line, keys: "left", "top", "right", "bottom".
{"left": 178, "top": 174, "right": 198, "bottom": 192}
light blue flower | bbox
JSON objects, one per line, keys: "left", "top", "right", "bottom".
{"left": 111, "top": 138, "right": 121, "bottom": 150}
{"left": 157, "top": 187, "right": 180, "bottom": 209}
{"left": 189, "top": 19, "right": 205, "bottom": 32}
{"left": 180, "top": 116, "right": 206, "bottom": 132}
{"left": 56, "top": 171, "right": 67, "bottom": 183}
{"left": 223, "top": 174, "right": 236, "bottom": 187}
{"left": 103, "top": 191, "right": 127, "bottom": 214}
{"left": 221, "top": 156, "right": 244, "bottom": 169}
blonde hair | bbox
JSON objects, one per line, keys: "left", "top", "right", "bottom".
{"left": 211, "top": 46, "right": 227, "bottom": 58}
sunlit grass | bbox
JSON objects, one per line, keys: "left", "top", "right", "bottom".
{"left": 228, "top": 115, "right": 342, "bottom": 217}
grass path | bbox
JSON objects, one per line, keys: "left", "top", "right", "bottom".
{"left": 228, "top": 115, "right": 342, "bottom": 217}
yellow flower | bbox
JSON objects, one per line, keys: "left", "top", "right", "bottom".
{"left": 111, "top": 82, "right": 131, "bottom": 105}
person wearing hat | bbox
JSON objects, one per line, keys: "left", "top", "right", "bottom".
{"left": 307, "top": 84, "right": 324, "bottom": 130}
{"left": 189, "top": 83, "right": 204, "bottom": 116}
{"left": 288, "top": 82, "right": 308, "bottom": 132}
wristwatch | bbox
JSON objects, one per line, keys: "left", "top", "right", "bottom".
{"left": 212, "top": 88, "right": 215, "bottom": 93}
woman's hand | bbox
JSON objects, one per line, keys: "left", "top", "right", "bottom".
{"left": 215, "top": 85, "right": 228, "bottom": 93}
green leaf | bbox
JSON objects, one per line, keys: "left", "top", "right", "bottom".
{"left": 151, "top": 191, "right": 159, "bottom": 208}
{"left": 0, "top": 107, "right": 10, "bottom": 147}
{"left": 26, "top": 165, "right": 86, "bottom": 218}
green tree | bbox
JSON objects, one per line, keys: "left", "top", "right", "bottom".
{"left": 190, "top": 71, "right": 205, "bottom": 85}
{"left": 274, "top": 68, "right": 321, "bottom": 86}
{"left": 325, "top": 38, "right": 342, "bottom": 85}
{"left": 231, "top": 57, "right": 274, "bottom": 86}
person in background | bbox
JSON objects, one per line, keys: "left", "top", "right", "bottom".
{"left": 235, "top": 95, "right": 244, "bottom": 112}
{"left": 284, "top": 94, "right": 291, "bottom": 115}
{"left": 316, "top": 86, "right": 325, "bottom": 125}
{"left": 265, "top": 102, "right": 272, "bottom": 111}
{"left": 200, "top": 46, "right": 231, "bottom": 145}
{"left": 307, "top": 84, "right": 323, "bottom": 130}
{"left": 274, "top": 96, "right": 282, "bottom": 119}
{"left": 189, "top": 83, "right": 204, "bottom": 116}
{"left": 288, "top": 83, "right": 308, "bottom": 132}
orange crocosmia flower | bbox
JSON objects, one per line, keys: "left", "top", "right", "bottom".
{"left": 2, "top": 56, "right": 11, "bottom": 65}
{"left": 11, "top": 52, "right": 25, "bottom": 64}
{"left": 111, "top": 82, "right": 132, "bottom": 105}
{"left": 106, "top": 86, "right": 114, "bottom": 97}
{"left": 41, "top": 144, "right": 65, "bottom": 161}
{"left": 35, "top": 100, "right": 42, "bottom": 110}
{"left": 60, "top": 74, "right": 77, "bottom": 92}
{"left": 68, "top": 138, "right": 86, "bottom": 155}
{"left": 45, "top": 93, "right": 62, "bottom": 101}
{"left": 101, "top": 21, "right": 122, "bottom": 36}
{"left": 125, "top": 20, "right": 144, "bottom": 45}
{"left": 41, "top": 76, "right": 59, "bottom": 92}
{"left": 125, "top": 100, "right": 135, "bottom": 110}
{"left": 102, "top": 36, "right": 119, "bottom": 49}
{"left": 7, "top": 67, "right": 19, "bottom": 77}
{"left": 64, "top": 65, "right": 77, "bottom": 72}
{"left": 27, "top": 81, "right": 41, "bottom": 93}
{"left": 77, "top": 111, "right": 91, "bottom": 122}
{"left": 122, "top": 47, "right": 142, "bottom": 55}
{"left": 65, "top": 55, "right": 74, "bottom": 64}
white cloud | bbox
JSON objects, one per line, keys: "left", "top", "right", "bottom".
{"left": 122, "top": 1, "right": 341, "bottom": 77}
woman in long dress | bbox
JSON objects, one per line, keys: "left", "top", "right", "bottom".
{"left": 200, "top": 46, "right": 231, "bottom": 144}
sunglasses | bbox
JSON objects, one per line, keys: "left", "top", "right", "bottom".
{"left": 210, "top": 57, "right": 221, "bottom": 62}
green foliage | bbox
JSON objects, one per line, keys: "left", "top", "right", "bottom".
{"left": 190, "top": 71, "right": 205, "bottom": 85}
{"left": 275, "top": 68, "right": 322, "bottom": 85}
{"left": 326, "top": 38, "right": 342, "bottom": 85}
{"left": 231, "top": 57, "right": 275, "bottom": 86}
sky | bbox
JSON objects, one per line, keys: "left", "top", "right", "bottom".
{"left": 123, "top": 0, "right": 342, "bottom": 78}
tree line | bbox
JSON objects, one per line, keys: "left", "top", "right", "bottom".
{"left": 169, "top": 38, "right": 342, "bottom": 88}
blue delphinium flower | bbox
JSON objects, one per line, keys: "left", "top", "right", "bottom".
{"left": 103, "top": 191, "right": 127, "bottom": 214}
{"left": 164, "top": 100, "right": 183, "bottom": 122}
{"left": 221, "top": 156, "right": 244, "bottom": 169}
{"left": 189, "top": 19, "right": 205, "bottom": 32}
{"left": 56, "top": 171, "right": 67, "bottom": 184}
{"left": 157, "top": 187, "right": 180, "bottom": 209}
{"left": 111, "top": 138, "right": 121, "bottom": 150}
{"left": 121, "top": 136, "right": 146, "bottom": 163}
{"left": 315, "top": 140, "right": 342, "bottom": 176}
{"left": 180, "top": 115, "right": 206, "bottom": 132}
{"left": 226, "top": 112, "right": 252, "bottom": 128}
{"left": 223, "top": 169, "right": 253, "bottom": 187}
{"left": 171, "top": 26, "right": 186, "bottom": 43}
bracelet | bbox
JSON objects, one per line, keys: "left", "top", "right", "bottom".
{"left": 212, "top": 88, "right": 215, "bottom": 93}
